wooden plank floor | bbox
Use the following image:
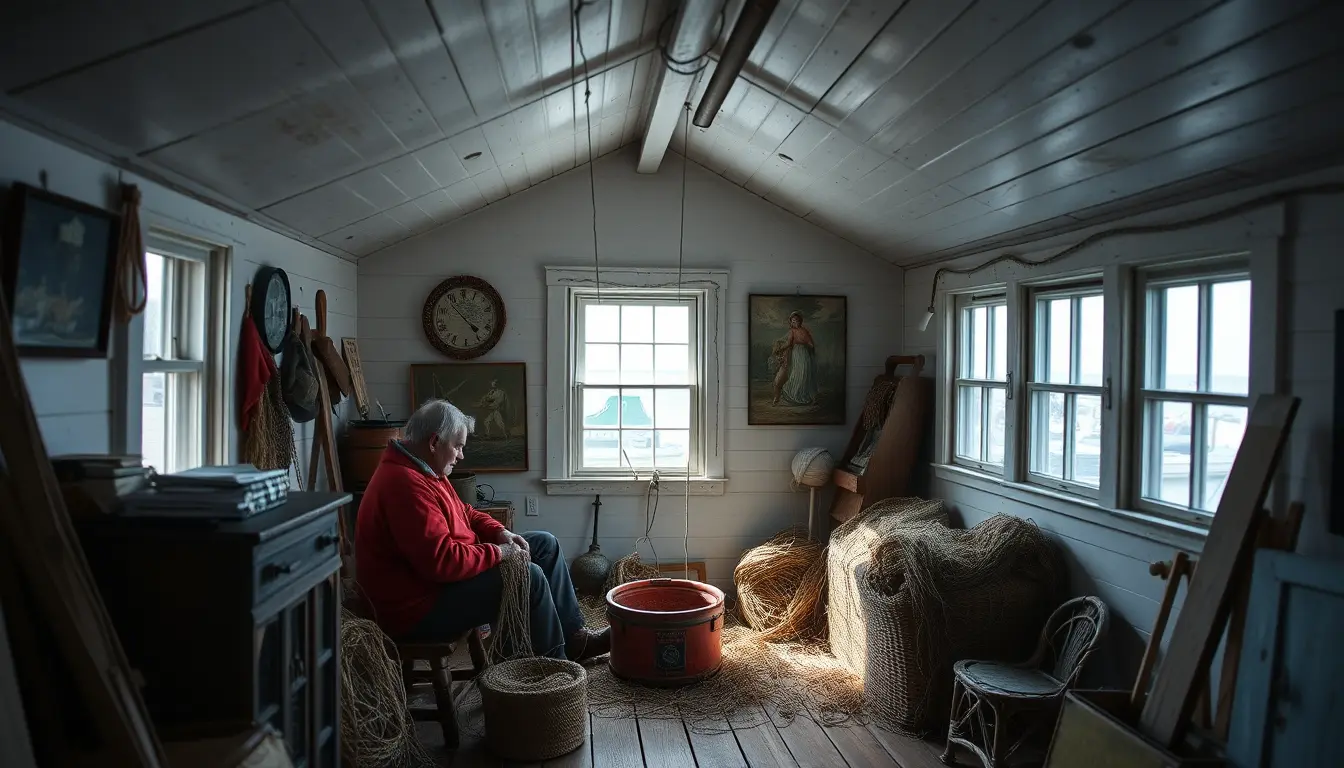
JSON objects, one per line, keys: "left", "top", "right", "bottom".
{"left": 414, "top": 682, "right": 951, "bottom": 767}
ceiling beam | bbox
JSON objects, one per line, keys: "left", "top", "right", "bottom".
{"left": 636, "top": 0, "right": 725, "bottom": 174}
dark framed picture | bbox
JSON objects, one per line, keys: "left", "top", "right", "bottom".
{"left": 2, "top": 183, "right": 120, "bottom": 357}
{"left": 409, "top": 362, "right": 528, "bottom": 472}
{"left": 748, "top": 294, "right": 847, "bottom": 425}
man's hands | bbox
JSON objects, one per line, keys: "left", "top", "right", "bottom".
{"left": 493, "top": 529, "right": 529, "bottom": 555}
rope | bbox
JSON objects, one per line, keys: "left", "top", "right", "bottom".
{"left": 338, "top": 609, "right": 435, "bottom": 767}
{"left": 113, "top": 183, "right": 147, "bottom": 323}
{"left": 489, "top": 543, "right": 536, "bottom": 661}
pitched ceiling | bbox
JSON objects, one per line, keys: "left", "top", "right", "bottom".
{"left": 3, "top": 0, "right": 1343, "bottom": 266}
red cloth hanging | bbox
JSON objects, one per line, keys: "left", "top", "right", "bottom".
{"left": 237, "top": 315, "right": 276, "bottom": 432}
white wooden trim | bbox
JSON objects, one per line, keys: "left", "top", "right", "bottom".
{"left": 933, "top": 463, "right": 1206, "bottom": 553}
{"left": 543, "top": 266, "right": 729, "bottom": 485}
{"left": 542, "top": 477, "right": 726, "bottom": 496}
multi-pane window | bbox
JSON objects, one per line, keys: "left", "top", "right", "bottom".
{"left": 141, "top": 249, "right": 208, "bottom": 474}
{"left": 1027, "top": 286, "right": 1105, "bottom": 494}
{"left": 954, "top": 297, "right": 1008, "bottom": 471}
{"left": 574, "top": 296, "right": 698, "bottom": 474}
{"left": 1139, "top": 273, "right": 1251, "bottom": 516}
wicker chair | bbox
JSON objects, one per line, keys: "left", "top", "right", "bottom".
{"left": 941, "top": 596, "right": 1108, "bottom": 767}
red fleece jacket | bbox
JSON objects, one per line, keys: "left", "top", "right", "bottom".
{"left": 355, "top": 444, "right": 505, "bottom": 637}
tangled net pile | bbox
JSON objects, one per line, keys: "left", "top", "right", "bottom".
{"left": 829, "top": 497, "right": 1067, "bottom": 734}
{"left": 579, "top": 537, "right": 865, "bottom": 733}
{"left": 338, "top": 608, "right": 435, "bottom": 768}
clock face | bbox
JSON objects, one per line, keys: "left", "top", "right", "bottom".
{"left": 263, "top": 272, "right": 289, "bottom": 349}
{"left": 423, "top": 277, "right": 506, "bottom": 359}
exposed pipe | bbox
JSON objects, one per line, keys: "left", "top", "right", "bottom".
{"left": 692, "top": 0, "right": 778, "bottom": 128}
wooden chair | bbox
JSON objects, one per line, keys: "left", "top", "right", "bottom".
{"left": 941, "top": 596, "right": 1108, "bottom": 767}
{"left": 396, "top": 630, "right": 489, "bottom": 749}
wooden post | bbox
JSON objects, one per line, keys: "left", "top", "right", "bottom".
{"left": 305, "top": 291, "right": 350, "bottom": 564}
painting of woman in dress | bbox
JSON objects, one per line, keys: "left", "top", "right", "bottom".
{"left": 749, "top": 295, "right": 846, "bottom": 425}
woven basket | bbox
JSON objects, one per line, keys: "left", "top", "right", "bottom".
{"left": 478, "top": 657, "right": 587, "bottom": 761}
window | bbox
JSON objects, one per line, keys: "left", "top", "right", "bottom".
{"left": 139, "top": 235, "right": 228, "bottom": 474}
{"left": 575, "top": 297, "right": 696, "bottom": 473}
{"left": 1138, "top": 272, "right": 1250, "bottom": 517}
{"left": 544, "top": 266, "right": 727, "bottom": 493}
{"left": 1027, "top": 285, "right": 1105, "bottom": 495}
{"left": 953, "top": 295, "right": 1008, "bottom": 472}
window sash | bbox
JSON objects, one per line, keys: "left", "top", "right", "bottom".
{"left": 953, "top": 381, "right": 1007, "bottom": 473}
{"left": 569, "top": 293, "right": 703, "bottom": 477}
{"left": 1025, "top": 384, "right": 1105, "bottom": 496}
{"left": 1136, "top": 270, "right": 1251, "bottom": 521}
{"left": 570, "top": 384, "right": 700, "bottom": 475}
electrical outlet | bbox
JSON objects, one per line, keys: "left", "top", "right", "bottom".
{"left": 525, "top": 496, "right": 539, "bottom": 516}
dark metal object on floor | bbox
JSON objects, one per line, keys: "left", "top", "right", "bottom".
{"left": 571, "top": 494, "right": 612, "bottom": 595}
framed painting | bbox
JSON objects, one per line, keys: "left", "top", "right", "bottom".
{"left": 748, "top": 294, "right": 847, "bottom": 425}
{"left": 409, "top": 362, "right": 528, "bottom": 472}
{"left": 2, "top": 183, "right": 120, "bottom": 357}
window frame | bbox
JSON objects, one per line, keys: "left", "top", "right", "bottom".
{"left": 1132, "top": 264, "right": 1252, "bottom": 524}
{"left": 1024, "top": 281, "right": 1107, "bottom": 499}
{"left": 569, "top": 293, "right": 702, "bottom": 477}
{"left": 929, "top": 205, "right": 1282, "bottom": 545}
{"left": 951, "top": 292, "right": 1010, "bottom": 475}
{"left": 126, "top": 230, "right": 230, "bottom": 473}
{"left": 544, "top": 266, "right": 728, "bottom": 496}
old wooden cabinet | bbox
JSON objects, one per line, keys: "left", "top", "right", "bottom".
{"left": 77, "top": 491, "right": 350, "bottom": 768}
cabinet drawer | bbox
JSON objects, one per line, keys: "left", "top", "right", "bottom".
{"left": 254, "top": 515, "right": 340, "bottom": 605}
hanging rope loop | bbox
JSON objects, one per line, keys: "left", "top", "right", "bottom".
{"left": 114, "top": 182, "right": 148, "bottom": 324}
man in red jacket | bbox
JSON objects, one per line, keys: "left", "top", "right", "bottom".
{"left": 355, "top": 398, "right": 608, "bottom": 661}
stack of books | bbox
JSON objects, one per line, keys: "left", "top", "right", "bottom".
{"left": 122, "top": 464, "right": 291, "bottom": 520}
{"left": 53, "top": 454, "right": 151, "bottom": 515}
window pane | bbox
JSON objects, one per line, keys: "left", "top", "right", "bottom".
{"left": 621, "top": 430, "right": 653, "bottom": 467}
{"left": 1160, "top": 285, "right": 1199, "bottom": 391}
{"left": 141, "top": 371, "right": 167, "bottom": 473}
{"left": 143, "top": 253, "right": 166, "bottom": 360}
{"left": 655, "top": 305, "right": 689, "bottom": 343}
{"left": 986, "top": 387, "right": 1006, "bottom": 465}
{"left": 1047, "top": 298, "right": 1071, "bottom": 384}
{"left": 654, "top": 388, "right": 690, "bottom": 429}
{"left": 1031, "top": 391, "right": 1065, "bottom": 479}
{"left": 1150, "top": 400, "right": 1192, "bottom": 507}
{"left": 991, "top": 305, "right": 1007, "bottom": 380}
{"left": 582, "top": 430, "right": 620, "bottom": 467}
{"left": 621, "top": 389, "right": 654, "bottom": 429}
{"left": 654, "top": 344, "right": 689, "bottom": 384}
{"left": 583, "top": 343, "right": 619, "bottom": 384}
{"left": 582, "top": 388, "right": 620, "bottom": 427}
{"left": 1202, "top": 404, "right": 1247, "bottom": 511}
{"left": 1209, "top": 281, "right": 1250, "bottom": 395}
{"left": 654, "top": 430, "right": 690, "bottom": 468}
{"left": 620, "top": 305, "right": 653, "bottom": 343}
{"left": 968, "top": 307, "right": 988, "bottom": 379}
{"left": 956, "top": 385, "right": 983, "bottom": 460}
{"left": 585, "top": 304, "right": 620, "bottom": 342}
{"left": 620, "top": 344, "right": 653, "bottom": 383}
{"left": 1078, "top": 295, "right": 1103, "bottom": 386}
{"left": 1073, "top": 394, "right": 1102, "bottom": 487}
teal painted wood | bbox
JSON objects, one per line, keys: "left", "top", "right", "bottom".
{"left": 1228, "top": 550, "right": 1344, "bottom": 768}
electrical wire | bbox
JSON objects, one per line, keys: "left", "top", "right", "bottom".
{"left": 678, "top": 100, "right": 692, "bottom": 579}
{"left": 656, "top": 6, "right": 726, "bottom": 76}
{"left": 921, "top": 182, "right": 1344, "bottom": 317}
{"left": 573, "top": 0, "right": 602, "bottom": 303}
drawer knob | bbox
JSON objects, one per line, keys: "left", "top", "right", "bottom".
{"left": 315, "top": 533, "right": 339, "bottom": 550}
{"left": 262, "top": 561, "right": 299, "bottom": 582}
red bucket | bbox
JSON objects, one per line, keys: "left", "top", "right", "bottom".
{"left": 605, "top": 578, "right": 725, "bottom": 687}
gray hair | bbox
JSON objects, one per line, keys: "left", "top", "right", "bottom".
{"left": 404, "top": 399, "right": 475, "bottom": 444}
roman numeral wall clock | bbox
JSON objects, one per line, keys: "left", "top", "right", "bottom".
{"left": 422, "top": 275, "right": 506, "bottom": 360}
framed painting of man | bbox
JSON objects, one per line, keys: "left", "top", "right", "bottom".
{"left": 747, "top": 294, "right": 847, "bottom": 425}
{"left": 409, "top": 362, "right": 528, "bottom": 472}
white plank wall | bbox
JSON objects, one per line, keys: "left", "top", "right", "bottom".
{"left": 902, "top": 167, "right": 1344, "bottom": 686}
{"left": 357, "top": 145, "right": 904, "bottom": 592}
{"left": 3, "top": 119, "right": 357, "bottom": 485}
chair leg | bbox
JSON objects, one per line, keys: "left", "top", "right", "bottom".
{"left": 941, "top": 677, "right": 963, "bottom": 765}
{"left": 468, "top": 627, "right": 488, "bottom": 671}
{"left": 428, "top": 656, "right": 460, "bottom": 749}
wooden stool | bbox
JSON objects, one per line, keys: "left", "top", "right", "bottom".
{"left": 395, "top": 630, "right": 489, "bottom": 749}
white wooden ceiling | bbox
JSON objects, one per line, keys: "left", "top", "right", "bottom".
{"left": 3, "top": 0, "right": 1342, "bottom": 265}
